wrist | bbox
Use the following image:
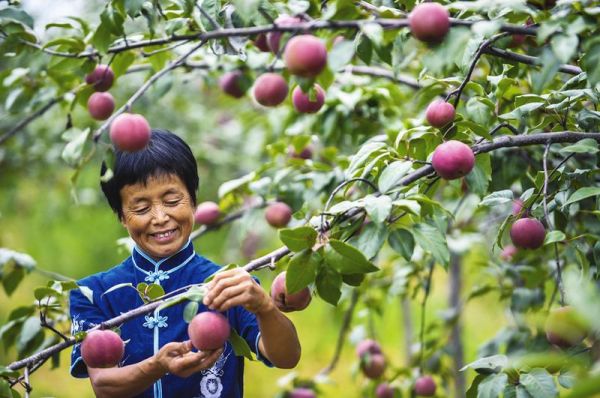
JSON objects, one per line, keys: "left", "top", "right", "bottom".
{"left": 138, "top": 356, "right": 166, "bottom": 380}
{"left": 255, "top": 294, "right": 277, "bottom": 316}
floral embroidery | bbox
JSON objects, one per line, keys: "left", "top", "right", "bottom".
{"left": 143, "top": 314, "right": 168, "bottom": 329}
{"left": 145, "top": 270, "right": 170, "bottom": 283}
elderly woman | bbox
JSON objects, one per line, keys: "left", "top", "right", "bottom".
{"left": 69, "top": 129, "right": 301, "bottom": 398}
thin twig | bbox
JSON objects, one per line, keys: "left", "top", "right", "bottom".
{"left": 0, "top": 95, "right": 64, "bottom": 145}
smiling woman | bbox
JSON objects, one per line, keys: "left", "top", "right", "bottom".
{"left": 68, "top": 129, "right": 301, "bottom": 398}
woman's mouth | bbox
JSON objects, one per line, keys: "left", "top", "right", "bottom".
{"left": 151, "top": 228, "right": 177, "bottom": 242}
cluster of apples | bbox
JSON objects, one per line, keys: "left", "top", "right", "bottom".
{"left": 219, "top": 16, "right": 327, "bottom": 114}
{"left": 85, "top": 64, "right": 151, "bottom": 152}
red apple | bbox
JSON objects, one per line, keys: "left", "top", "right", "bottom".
{"left": 545, "top": 306, "right": 587, "bottom": 348}
{"left": 219, "top": 71, "right": 247, "bottom": 98}
{"left": 109, "top": 113, "right": 151, "bottom": 152}
{"left": 194, "top": 201, "right": 221, "bottom": 225}
{"left": 284, "top": 35, "right": 328, "bottom": 78}
{"left": 289, "top": 387, "right": 316, "bottom": 398}
{"left": 267, "top": 15, "right": 303, "bottom": 53}
{"left": 85, "top": 64, "right": 115, "bottom": 92}
{"left": 512, "top": 199, "right": 530, "bottom": 218}
{"left": 500, "top": 245, "right": 518, "bottom": 262}
{"left": 415, "top": 376, "right": 436, "bottom": 397}
{"left": 356, "top": 339, "right": 382, "bottom": 358}
{"left": 188, "top": 312, "right": 231, "bottom": 350}
{"left": 376, "top": 383, "right": 394, "bottom": 398}
{"left": 510, "top": 218, "right": 546, "bottom": 249}
{"left": 431, "top": 140, "right": 475, "bottom": 180}
{"left": 426, "top": 99, "right": 455, "bottom": 128}
{"left": 253, "top": 73, "right": 289, "bottom": 107}
{"left": 265, "top": 202, "right": 292, "bottom": 228}
{"left": 292, "top": 85, "right": 325, "bottom": 113}
{"left": 270, "top": 271, "right": 312, "bottom": 312}
{"left": 361, "top": 353, "right": 386, "bottom": 379}
{"left": 253, "top": 33, "right": 270, "bottom": 52}
{"left": 409, "top": 3, "right": 450, "bottom": 43}
{"left": 87, "top": 92, "right": 115, "bottom": 121}
{"left": 81, "top": 329, "right": 124, "bottom": 368}
{"left": 288, "top": 145, "right": 313, "bottom": 160}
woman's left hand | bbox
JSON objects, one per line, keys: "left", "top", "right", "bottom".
{"left": 202, "top": 268, "right": 273, "bottom": 314}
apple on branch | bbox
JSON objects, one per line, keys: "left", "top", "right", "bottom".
{"left": 109, "top": 113, "right": 151, "bottom": 152}
{"left": 81, "top": 329, "right": 125, "bottom": 368}
{"left": 85, "top": 65, "right": 115, "bottom": 92}
{"left": 188, "top": 311, "right": 231, "bottom": 350}
{"left": 194, "top": 201, "right": 221, "bottom": 226}
{"left": 265, "top": 202, "right": 292, "bottom": 228}
{"left": 270, "top": 271, "right": 311, "bottom": 312}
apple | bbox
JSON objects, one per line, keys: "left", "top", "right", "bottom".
{"left": 219, "top": 71, "right": 247, "bottom": 98}
{"left": 81, "top": 329, "right": 124, "bottom": 368}
{"left": 194, "top": 201, "right": 221, "bottom": 225}
{"left": 188, "top": 312, "right": 231, "bottom": 350}
{"left": 289, "top": 387, "right": 316, "bottom": 398}
{"left": 265, "top": 202, "right": 292, "bottom": 228}
{"left": 292, "top": 85, "right": 325, "bottom": 113}
{"left": 85, "top": 64, "right": 115, "bottom": 92}
{"left": 253, "top": 33, "right": 270, "bottom": 52}
{"left": 409, "top": 3, "right": 450, "bottom": 43}
{"left": 267, "top": 15, "right": 303, "bottom": 53}
{"left": 356, "top": 339, "right": 382, "bottom": 358}
{"left": 361, "top": 353, "right": 386, "bottom": 379}
{"left": 512, "top": 199, "right": 530, "bottom": 218}
{"left": 109, "top": 113, "right": 151, "bottom": 152}
{"left": 426, "top": 99, "right": 455, "bottom": 128}
{"left": 545, "top": 306, "right": 587, "bottom": 348}
{"left": 500, "top": 245, "right": 518, "bottom": 262}
{"left": 415, "top": 376, "right": 436, "bottom": 397}
{"left": 375, "top": 383, "right": 394, "bottom": 398}
{"left": 284, "top": 35, "right": 328, "bottom": 78}
{"left": 431, "top": 140, "right": 475, "bottom": 180}
{"left": 288, "top": 145, "right": 313, "bottom": 160}
{"left": 253, "top": 73, "right": 289, "bottom": 107}
{"left": 270, "top": 271, "right": 312, "bottom": 312}
{"left": 510, "top": 218, "right": 546, "bottom": 249}
{"left": 87, "top": 92, "right": 115, "bottom": 121}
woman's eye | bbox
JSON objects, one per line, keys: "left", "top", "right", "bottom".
{"left": 134, "top": 207, "right": 150, "bottom": 214}
{"left": 166, "top": 200, "right": 180, "bottom": 206}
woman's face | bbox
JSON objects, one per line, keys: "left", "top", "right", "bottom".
{"left": 119, "top": 173, "right": 195, "bottom": 260}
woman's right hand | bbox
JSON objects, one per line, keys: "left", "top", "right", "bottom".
{"left": 148, "top": 341, "right": 223, "bottom": 378}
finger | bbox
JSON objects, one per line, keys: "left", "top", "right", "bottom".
{"left": 206, "top": 284, "right": 250, "bottom": 310}
{"left": 174, "top": 348, "right": 224, "bottom": 377}
{"left": 210, "top": 292, "right": 258, "bottom": 312}
{"left": 204, "top": 273, "right": 250, "bottom": 305}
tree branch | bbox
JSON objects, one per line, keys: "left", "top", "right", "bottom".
{"left": 0, "top": 95, "right": 65, "bottom": 146}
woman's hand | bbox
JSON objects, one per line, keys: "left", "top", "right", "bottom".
{"left": 148, "top": 341, "right": 223, "bottom": 378}
{"left": 202, "top": 268, "right": 273, "bottom": 314}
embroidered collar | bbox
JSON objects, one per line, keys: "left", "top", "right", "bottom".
{"left": 132, "top": 240, "right": 196, "bottom": 277}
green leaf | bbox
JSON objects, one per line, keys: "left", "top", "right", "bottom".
{"left": 582, "top": 36, "right": 600, "bottom": 88}
{"left": 466, "top": 374, "right": 486, "bottom": 398}
{"left": 388, "top": 228, "right": 414, "bottom": 262}
{"left": 0, "top": 378, "right": 11, "bottom": 398}
{"left": 544, "top": 231, "right": 566, "bottom": 245}
{"left": 34, "top": 287, "right": 59, "bottom": 300}
{"left": 361, "top": 22, "right": 383, "bottom": 48}
{"left": 559, "top": 138, "right": 599, "bottom": 154}
{"left": 229, "top": 328, "right": 254, "bottom": 360}
{"left": 218, "top": 172, "right": 255, "bottom": 198}
{"left": 477, "top": 372, "right": 508, "bottom": 398}
{"left": 110, "top": 51, "right": 136, "bottom": 78}
{"left": 562, "top": 187, "right": 600, "bottom": 208}
{"left": 480, "top": 190, "right": 514, "bottom": 207}
{"left": 124, "top": 0, "right": 145, "bottom": 17}
{"left": 520, "top": 368, "right": 558, "bottom": 398}
{"left": 551, "top": 34, "right": 578, "bottom": 63}
{"left": 378, "top": 161, "right": 412, "bottom": 193}
{"left": 17, "top": 316, "right": 41, "bottom": 349}
{"left": 1, "top": 265, "right": 24, "bottom": 296}
{"left": 183, "top": 301, "right": 199, "bottom": 323}
{"left": 61, "top": 128, "right": 91, "bottom": 168}
{"left": 355, "top": 33, "right": 372, "bottom": 65}
{"left": 346, "top": 142, "right": 386, "bottom": 178}
{"left": 363, "top": 195, "right": 392, "bottom": 224}
{"left": 286, "top": 249, "right": 320, "bottom": 294}
{"left": 354, "top": 223, "right": 388, "bottom": 260}
{"left": 328, "top": 40, "right": 355, "bottom": 71}
{"left": 465, "top": 153, "right": 491, "bottom": 197}
{"left": 531, "top": 49, "right": 561, "bottom": 94}
{"left": 137, "top": 282, "right": 165, "bottom": 302}
{"left": 315, "top": 266, "right": 342, "bottom": 306}
{"left": 325, "top": 239, "right": 379, "bottom": 274}
{"left": 412, "top": 223, "right": 449, "bottom": 267}
{"left": 0, "top": 7, "right": 34, "bottom": 28}
{"left": 461, "top": 355, "right": 508, "bottom": 374}
{"left": 466, "top": 97, "right": 493, "bottom": 126}
{"left": 558, "top": 371, "right": 576, "bottom": 389}
{"left": 199, "top": 0, "right": 221, "bottom": 30}
{"left": 279, "top": 227, "right": 317, "bottom": 252}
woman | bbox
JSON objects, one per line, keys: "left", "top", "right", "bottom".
{"left": 69, "top": 129, "right": 301, "bottom": 398}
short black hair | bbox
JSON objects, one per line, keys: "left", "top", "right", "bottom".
{"left": 100, "top": 129, "right": 199, "bottom": 219}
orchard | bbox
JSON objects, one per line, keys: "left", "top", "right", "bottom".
{"left": 1, "top": 0, "right": 600, "bottom": 397}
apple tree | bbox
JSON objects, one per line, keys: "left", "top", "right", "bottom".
{"left": 1, "top": 0, "right": 600, "bottom": 397}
